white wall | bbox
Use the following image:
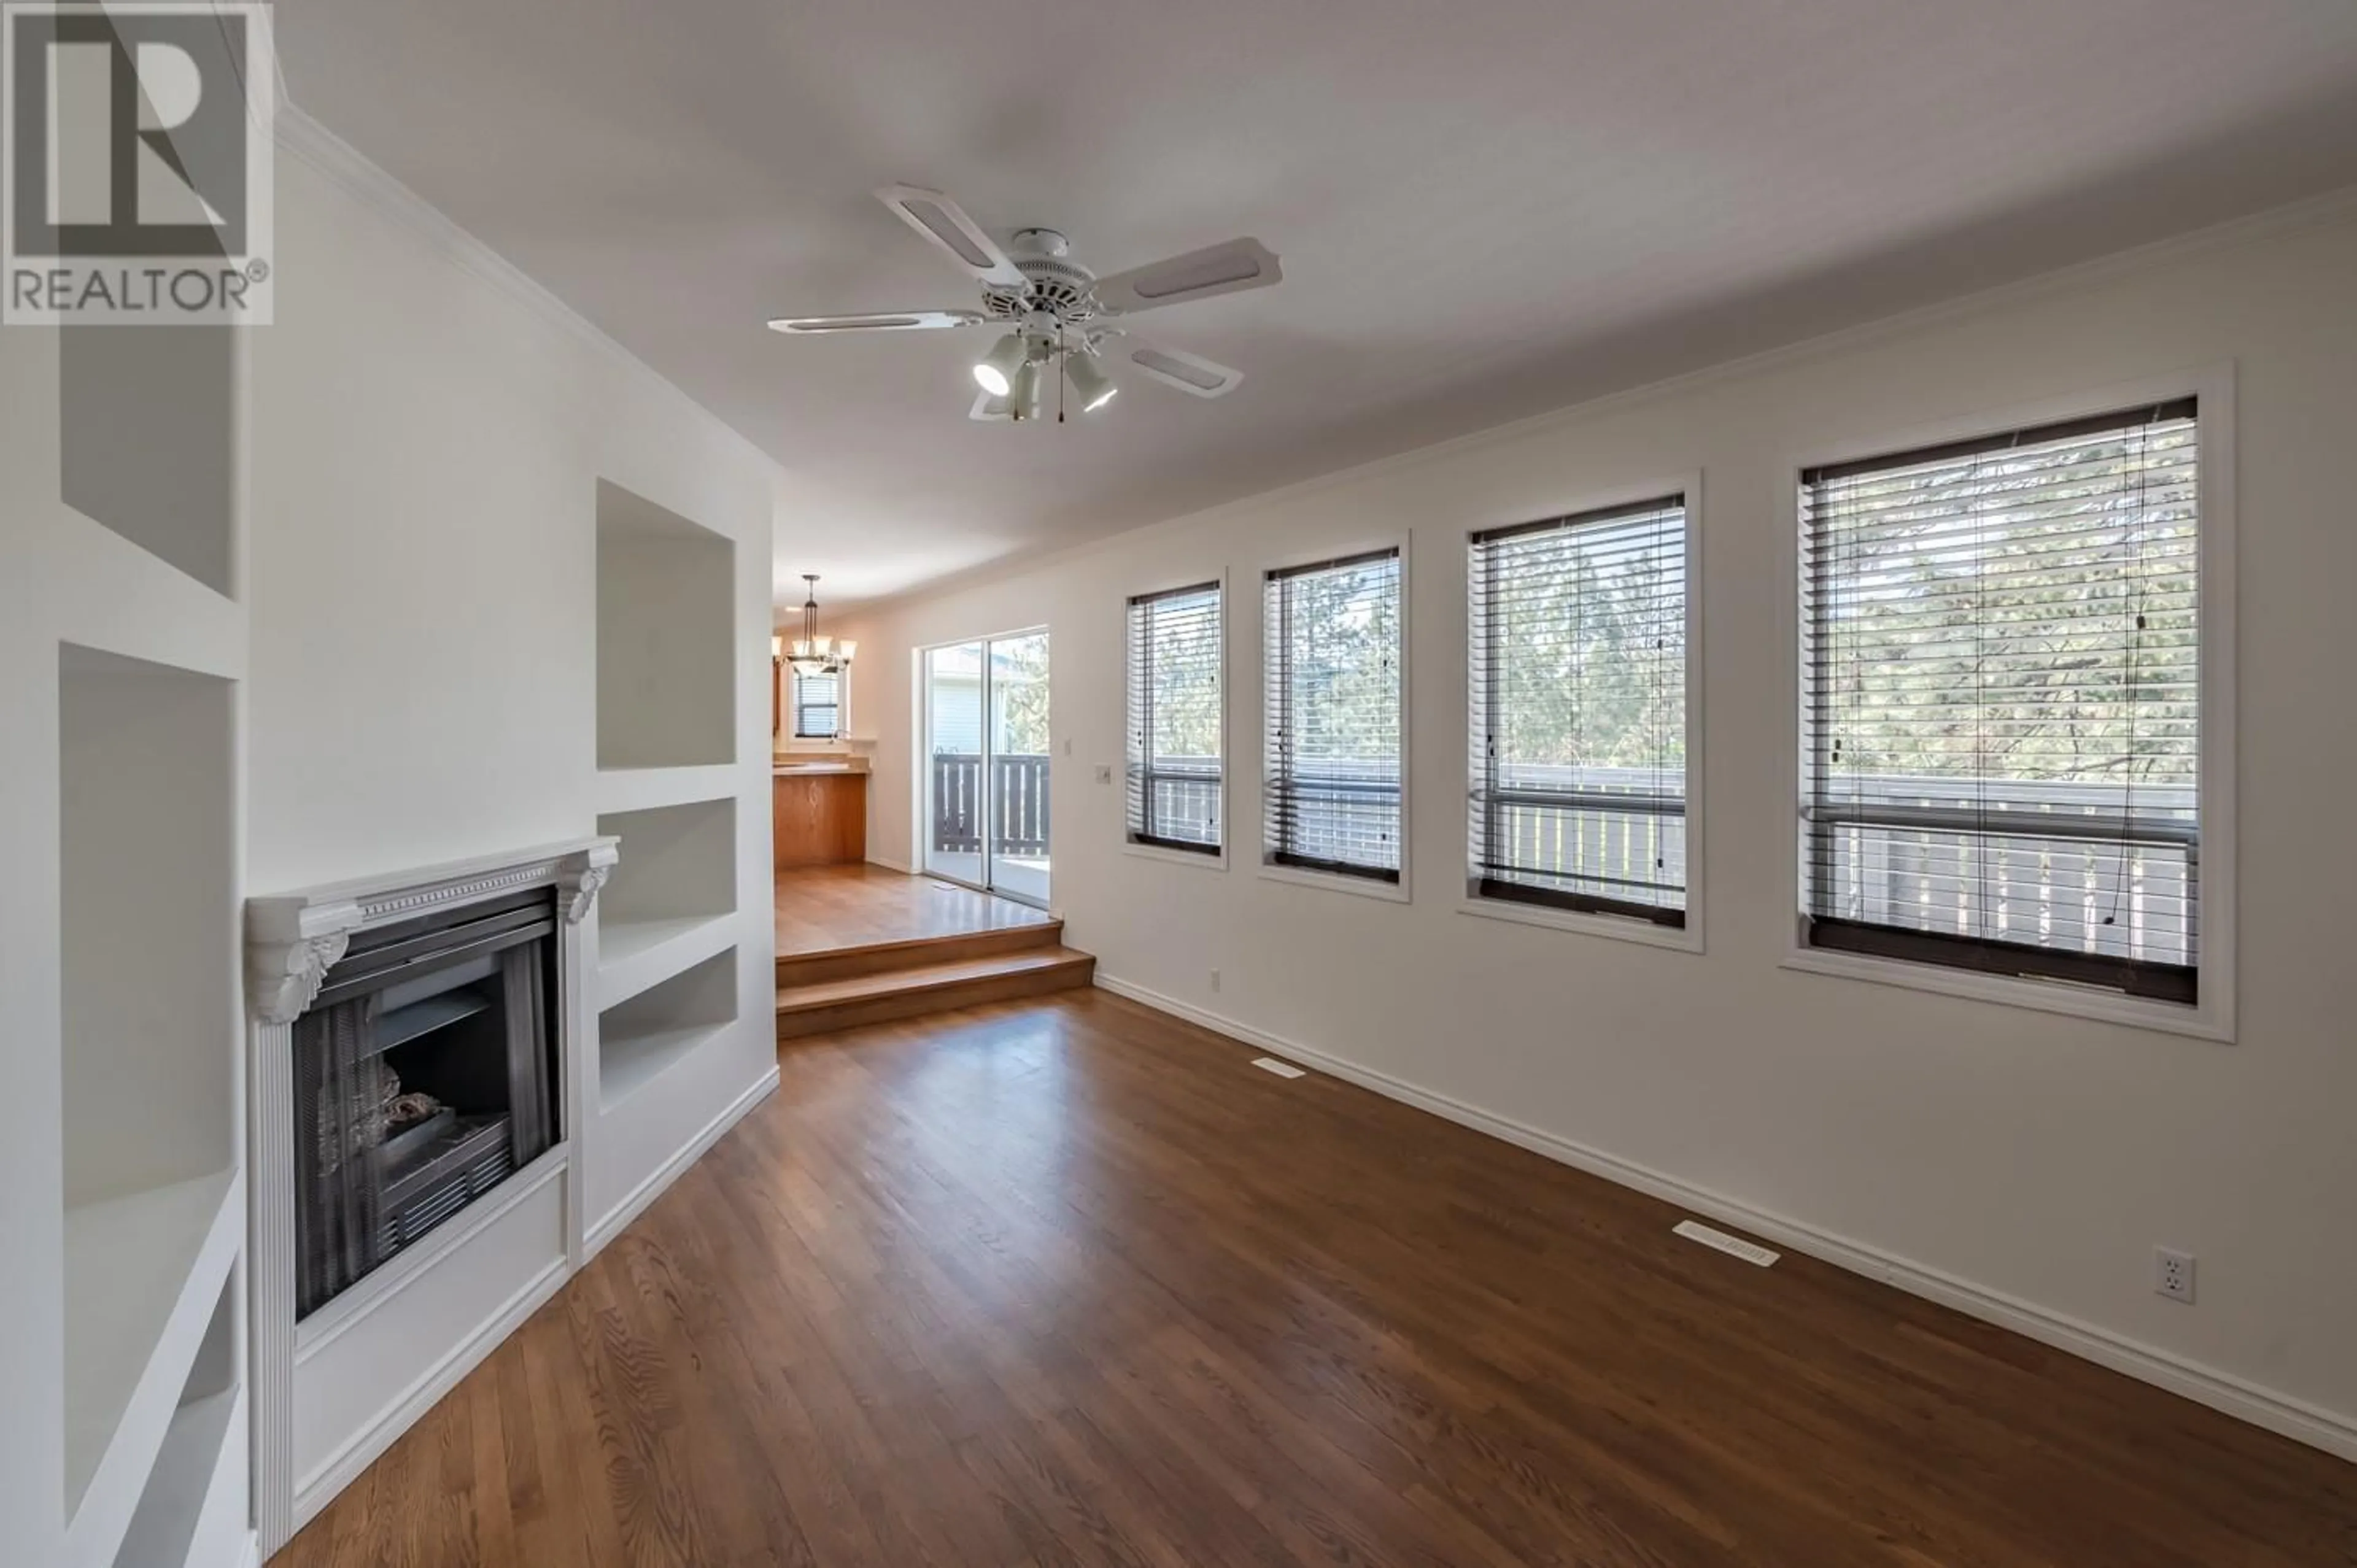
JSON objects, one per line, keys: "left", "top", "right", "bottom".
{"left": 837, "top": 199, "right": 2357, "bottom": 1448}
{"left": 248, "top": 153, "right": 776, "bottom": 894}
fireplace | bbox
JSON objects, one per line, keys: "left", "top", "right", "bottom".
{"left": 245, "top": 836, "right": 613, "bottom": 1547}
{"left": 292, "top": 887, "right": 559, "bottom": 1316}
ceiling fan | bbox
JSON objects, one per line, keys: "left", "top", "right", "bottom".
{"left": 767, "top": 185, "right": 1281, "bottom": 422}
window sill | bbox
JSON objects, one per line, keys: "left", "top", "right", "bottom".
{"left": 1257, "top": 860, "right": 1410, "bottom": 904}
{"left": 1123, "top": 840, "right": 1228, "bottom": 872}
{"left": 1780, "top": 946, "right": 2231, "bottom": 1042}
{"left": 1457, "top": 897, "right": 1702, "bottom": 954}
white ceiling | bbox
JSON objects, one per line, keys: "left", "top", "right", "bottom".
{"left": 276, "top": 0, "right": 2357, "bottom": 608}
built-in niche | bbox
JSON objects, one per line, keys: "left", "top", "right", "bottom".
{"left": 58, "top": 644, "right": 238, "bottom": 1517}
{"left": 594, "top": 798, "right": 738, "bottom": 971}
{"left": 110, "top": 1275, "right": 243, "bottom": 1568}
{"left": 595, "top": 480, "right": 735, "bottom": 770}
{"left": 597, "top": 946, "right": 739, "bottom": 1110}
{"left": 60, "top": 325, "right": 237, "bottom": 596}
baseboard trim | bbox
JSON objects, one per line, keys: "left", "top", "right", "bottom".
{"left": 586, "top": 1065, "right": 780, "bottom": 1258}
{"left": 865, "top": 855, "right": 915, "bottom": 875}
{"left": 233, "top": 1530, "right": 260, "bottom": 1568}
{"left": 1092, "top": 973, "right": 2357, "bottom": 1465}
{"left": 292, "top": 1256, "right": 569, "bottom": 1529}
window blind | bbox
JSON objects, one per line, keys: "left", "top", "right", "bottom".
{"left": 793, "top": 669, "right": 840, "bottom": 739}
{"left": 1801, "top": 398, "right": 2200, "bottom": 1002}
{"left": 1469, "top": 495, "right": 1687, "bottom": 924}
{"left": 1263, "top": 549, "right": 1403, "bottom": 881}
{"left": 1125, "top": 581, "right": 1223, "bottom": 852}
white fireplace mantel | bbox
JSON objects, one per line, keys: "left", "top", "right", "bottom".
{"left": 240, "top": 833, "right": 615, "bottom": 1552}
{"left": 244, "top": 837, "right": 618, "bottom": 1025}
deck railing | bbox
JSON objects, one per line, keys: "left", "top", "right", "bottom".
{"left": 1803, "top": 771, "right": 2197, "bottom": 962}
{"left": 931, "top": 753, "right": 1051, "bottom": 857}
{"left": 1129, "top": 757, "right": 1221, "bottom": 847}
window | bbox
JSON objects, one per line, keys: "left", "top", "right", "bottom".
{"left": 1263, "top": 549, "right": 1403, "bottom": 882}
{"left": 1125, "top": 581, "right": 1224, "bottom": 854}
{"left": 792, "top": 667, "right": 843, "bottom": 740}
{"left": 1801, "top": 398, "right": 2200, "bottom": 1003}
{"left": 1470, "top": 495, "right": 1689, "bottom": 926}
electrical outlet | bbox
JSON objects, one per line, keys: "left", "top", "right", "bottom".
{"left": 1093, "top": 763, "right": 1112, "bottom": 784}
{"left": 2155, "top": 1246, "right": 2196, "bottom": 1303}
{"left": 1209, "top": 968, "right": 1221, "bottom": 993}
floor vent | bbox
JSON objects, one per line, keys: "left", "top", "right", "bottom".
{"left": 1250, "top": 1056, "right": 1306, "bottom": 1079}
{"left": 1673, "top": 1219, "right": 1779, "bottom": 1267}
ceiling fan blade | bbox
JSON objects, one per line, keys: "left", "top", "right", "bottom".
{"left": 1092, "top": 238, "right": 1280, "bottom": 315}
{"left": 875, "top": 185, "right": 1026, "bottom": 288}
{"left": 970, "top": 390, "right": 1013, "bottom": 421}
{"left": 1120, "top": 340, "right": 1245, "bottom": 398}
{"left": 767, "top": 309, "right": 988, "bottom": 334}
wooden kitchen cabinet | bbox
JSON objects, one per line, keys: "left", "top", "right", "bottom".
{"left": 773, "top": 769, "right": 867, "bottom": 868}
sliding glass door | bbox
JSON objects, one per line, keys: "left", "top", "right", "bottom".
{"left": 921, "top": 630, "right": 1051, "bottom": 905}
{"left": 986, "top": 631, "right": 1051, "bottom": 904}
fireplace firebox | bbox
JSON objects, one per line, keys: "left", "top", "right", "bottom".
{"left": 292, "top": 887, "right": 559, "bottom": 1318}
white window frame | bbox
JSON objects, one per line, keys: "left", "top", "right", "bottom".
{"left": 1123, "top": 569, "right": 1231, "bottom": 871}
{"left": 1781, "top": 366, "right": 2237, "bottom": 1041}
{"left": 1257, "top": 533, "right": 1413, "bottom": 905}
{"left": 1458, "top": 472, "right": 1706, "bottom": 955}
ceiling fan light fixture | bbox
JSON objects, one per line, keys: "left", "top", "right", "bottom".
{"left": 973, "top": 333, "right": 1025, "bottom": 396}
{"left": 770, "top": 186, "right": 1275, "bottom": 423}
{"left": 1065, "top": 352, "right": 1118, "bottom": 413}
{"left": 1010, "top": 358, "right": 1047, "bottom": 421}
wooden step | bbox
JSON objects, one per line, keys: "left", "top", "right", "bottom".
{"left": 775, "top": 946, "right": 1097, "bottom": 1041}
{"left": 775, "top": 919, "right": 1063, "bottom": 988}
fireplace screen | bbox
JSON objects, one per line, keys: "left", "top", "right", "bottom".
{"left": 293, "top": 888, "right": 559, "bottom": 1318}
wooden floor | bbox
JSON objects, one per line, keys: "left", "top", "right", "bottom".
{"left": 283, "top": 991, "right": 2357, "bottom": 1567}
{"left": 774, "top": 862, "right": 1056, "bottom": 956}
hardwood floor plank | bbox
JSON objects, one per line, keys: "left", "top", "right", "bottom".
{"left": 773, "top": 863, "right": 1055, "bottom": 957}
{"left": 280, "top": 991, "right": 2357, "bottom": 1567}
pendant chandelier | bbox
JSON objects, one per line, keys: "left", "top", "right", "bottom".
{"left": 782, "top": 574, "right": 853, "bottom": 677}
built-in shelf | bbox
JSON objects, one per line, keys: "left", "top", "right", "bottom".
{"left": 595, "top": 480, "right": 735, "bottom": 770}
{"left": 110, "top": 1388, "right": 242, "bottom": 1568}
{"left": 59, "top": 647, "right": 238, "bottom": 1209}
{"left": 594, "top": 762, "right": 738, "bottom": 816}
{"left": 59, "top": 643, "right": 242, "bottom": 1568}
{"left": 63, "top": 1171, "right": 242, "bottom": 1568}
{"left": 109, "top": 1265, "right": 244, "bottom": 1568}
{"left": 598, "top": 948, "right": 738, "bottom": 1110}
{"left": 15, "top": 268, "right": 251, "bottom": 1568}
{"left": 59, "top": 323, "right": 238, "bottom": 597}
{"left": 596, "top": 795, "right": 738, "bottom": 1010}
{"left": 598, "top": 913, "right": 738, "bottom": 1011}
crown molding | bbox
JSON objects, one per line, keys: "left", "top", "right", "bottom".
{"left": 271, "top": 107, "right": 779, "bottom": 479}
